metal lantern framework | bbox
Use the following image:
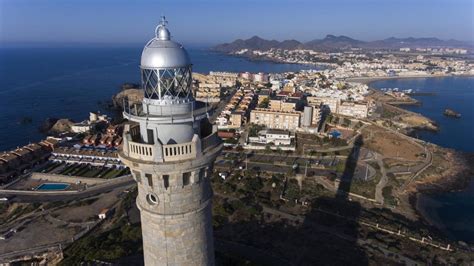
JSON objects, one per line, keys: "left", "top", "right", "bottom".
{"left": 141, "top": 67, "right": 192, "bottom": 100}
{"left": 140, "top": 17, "right": 193, "bottom": 103}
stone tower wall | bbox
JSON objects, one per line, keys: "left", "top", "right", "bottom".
{"left": 121, "top": 144, "right": 220, "bottom": 266}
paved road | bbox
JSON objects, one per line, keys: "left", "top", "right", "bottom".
{"left": 0, "top": 176, "right": 135, "bottom": 203}
{"left": 373, "top": 153, "right": 388, "bottom": 204}
{"left": 208, "top": 88, "right": 237, "bottom": 123}
{"left": 218, "top": 151, "right": 376, "bottom": 181}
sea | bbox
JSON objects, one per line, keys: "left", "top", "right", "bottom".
{"left": 0, "top": 46, "right": 314, "bottom": 151}
{"left": 0, "top": 46, "right": 473, "bottom": 243}
{"left": 371, "top": 77, "right": 474, "bottom": 243}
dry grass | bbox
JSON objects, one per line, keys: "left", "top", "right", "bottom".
{"left": 361, "top": 125, "right": 423, "bottom": 161}
{"left": 54, "top": 189, "right": 122, "bottom": 223}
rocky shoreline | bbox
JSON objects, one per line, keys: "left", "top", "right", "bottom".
{"left": 361, "top": 75, "right": 473, "bottom": 238}
{"left": 413, "top": 151, "right": 474, "bottom": 237}
{"left": 413, "top": 151, "right": 473, "bottom": 195}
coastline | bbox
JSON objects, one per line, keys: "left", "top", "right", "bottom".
{"left": 364, "top": 75, "right": 474, "bottom": 242}
{"left": 234, "top": 53, "right": 474, "bottom": 239}
{"left": 345, "top": 73, "right": 474, "bottom": 85}
{"left": 209, "top": 53, "right": 474, "bottom": 236}
{"left": 221, "top": 52, "right": 335, "bottom": 69}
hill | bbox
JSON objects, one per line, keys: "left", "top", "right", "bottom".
{"left": 213, "top": 35, "right": 472, "bottom": 53}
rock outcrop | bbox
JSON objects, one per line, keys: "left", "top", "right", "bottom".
{"left": 49, "top": 119, "right": 75, "bottom": 134}
{"left": 112, "top": 83, "right": 144, "bottom": 110}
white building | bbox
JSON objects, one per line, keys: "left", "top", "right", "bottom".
{"left": 338, "top": 101, "right": 369, "bottom": 118}
{"left": 248, "top": 129, "right": 294, "bottom": 146}
{"left": 71, "top": 121, "right": 92, "bottom": 133}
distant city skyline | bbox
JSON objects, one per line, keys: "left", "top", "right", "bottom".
{"left": 0, "top": 0, "right": 473, "bottom": 46}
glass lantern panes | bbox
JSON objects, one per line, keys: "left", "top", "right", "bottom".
{"left": 141, "top": 67, "right": 192, "bottom": 100}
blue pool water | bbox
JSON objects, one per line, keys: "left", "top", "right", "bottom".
{"left": 329, "top": 130, "right": 341, "bottom": 138}
{"left": 36, "top": 183, "right": 70, "bottom": 191}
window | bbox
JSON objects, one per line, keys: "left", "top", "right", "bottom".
{"left": 183, "top": 172, "right": 191, "bottom": 186}
{"left": 163, "top": 175, "right": 170, "bottom": 189}
{"left": 146, "top": 193, "right": 159, "bottom": 205}
{"left": 146, "top": 173, "right": 153, "bottom": 187}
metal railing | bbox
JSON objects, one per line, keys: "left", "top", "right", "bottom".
{"left": 122, "top": 97, "right": 209, "bottom": 120}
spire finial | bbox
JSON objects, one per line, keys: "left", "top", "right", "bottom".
{"left": 160, "top": 16, "right": 168, "bottom": 27}
{"left": 155, "top": 16, "right": 170, "bottom": 40}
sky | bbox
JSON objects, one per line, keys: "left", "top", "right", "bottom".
{"left": 0, "top": 0, "right": 473, "bottom": 46}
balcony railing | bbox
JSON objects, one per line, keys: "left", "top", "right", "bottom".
{"left": 162, "top": 138, "right": 197, "bottom": 162}
{"left": 122, "top": 124, "right": 221, "bottom": 163}
{"left": 122, "top": 97, "right": 209, "bottom": 121}
{"left": 128, "top": 141, "right": 155, "bottom": 161}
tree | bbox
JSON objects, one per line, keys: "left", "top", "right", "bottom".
{"left": 235, "top": 145, "right": 244, "bottom": 153}
{"left": 264, "top": 144, "right": 272, "bottom": 154}
{"left": 276, "top": 147, "right": 283, "bottom": 155}
{"left": 285, "top": 179, "right": 301, "bottom": 201}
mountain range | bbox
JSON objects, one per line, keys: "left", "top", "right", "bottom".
{"left": 213, "top": 35, "right": 472, "bottom": 53}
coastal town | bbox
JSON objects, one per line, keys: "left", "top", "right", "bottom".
{"left": 0, "top": 36, "right": 473, "bottom": 264}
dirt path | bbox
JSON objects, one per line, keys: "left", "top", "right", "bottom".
{"left": 374, "top": 154, "right": 388, "bottom": 204}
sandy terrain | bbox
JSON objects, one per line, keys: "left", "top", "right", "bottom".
{"left": 53, "top": 189, "right": 123, "bottom": 223}
{"left": 0, "top": 215, "right": 82, "bottom": 254}
{"left": 361, "top": 125, "right": 424, "bottom": 161}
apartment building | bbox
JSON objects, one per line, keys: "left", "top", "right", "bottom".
{"left": 307, "top": 96, "right": 340, "bottom": 113}
{"left": 338, "top": 101, "right": 369, "bottom": 118}
{"left": 250, "top": 108, "right": 301, "bottom": 131}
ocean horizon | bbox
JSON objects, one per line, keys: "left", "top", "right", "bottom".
{"left": 0, "top": 47, "right": 314, "bottom": 151}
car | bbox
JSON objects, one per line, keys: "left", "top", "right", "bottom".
{"left": 0, "top": 197, "right": 10, "bottom": 202}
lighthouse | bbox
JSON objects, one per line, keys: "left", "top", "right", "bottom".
{"left": 118, "top": 17, "right": 222, "bottom": 265}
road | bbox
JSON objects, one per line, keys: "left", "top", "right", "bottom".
{"left": 207, "top": 87, "right": 237, "bottom": 123}
{"left": 218, "top": 151, "right": 376, "bottom": 181}
{"left": 0, "top": 176, "right": 135, "bottom": 203}
{"left": 373, "top": 153, "right": 388, "bottom": 204}
{"left": 365, "top": 121, "right": 433, "bottom": 191}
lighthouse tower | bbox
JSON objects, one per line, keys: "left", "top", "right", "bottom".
{"left": 118, "top": 17, "right": 222, "bottom": 265}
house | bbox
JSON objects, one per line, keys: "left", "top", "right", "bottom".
{"left": 248, "top": 129, "right": 295, "bottom": 146}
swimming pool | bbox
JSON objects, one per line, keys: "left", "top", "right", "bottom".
{"left": 329, "top": 130, "right": 341, "bottom": 138}
{"left": 36, "top": 183, "right": 70, "bottom": 191}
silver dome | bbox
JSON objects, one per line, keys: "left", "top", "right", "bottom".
{"left": 140, "top": 18, "right": 191, "bottom": 69}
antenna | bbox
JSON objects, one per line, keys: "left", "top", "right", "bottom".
{"left": 160, "top": 15, "right": 168, "bottom": 27}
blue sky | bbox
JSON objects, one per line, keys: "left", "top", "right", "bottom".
{"left": 0, "top": 0, "right": 473, "bottom": 46}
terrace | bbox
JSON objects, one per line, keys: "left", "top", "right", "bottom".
{"left": 122, "top": 123, "right": 221, "bottom": 163}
